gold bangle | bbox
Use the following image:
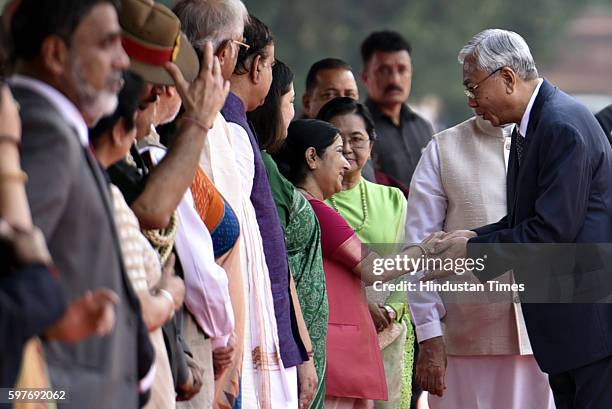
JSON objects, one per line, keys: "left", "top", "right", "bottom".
{"left": 0, "top": 170, "right": 28, "bottom": 183}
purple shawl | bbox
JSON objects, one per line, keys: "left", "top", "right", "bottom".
{"left": 222, "top": 92, "right": 306, "bottom": 367}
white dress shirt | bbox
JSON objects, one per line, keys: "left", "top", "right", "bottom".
{"left": 519, "top": 79, "right": 544, "bottom": 138}
{"left": 10, "top": 74, "right": 89, "bottom": 147}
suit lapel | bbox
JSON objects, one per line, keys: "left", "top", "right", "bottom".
{"left": 81, "top": 145, "right": 141, "bottom": 309}
{"left": 525, "top": 80, "right": 555, "bottom": 140}
{"left": 12, "top": 83, "right": 140, "bottom": 310}
{"left": 508, "top": 80, "right": 557, "bottom": 226}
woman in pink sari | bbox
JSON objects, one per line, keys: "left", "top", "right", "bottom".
{"left": 275, "top": 119, "right": 436, "bottom": 409}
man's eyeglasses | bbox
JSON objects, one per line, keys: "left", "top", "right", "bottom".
{"left": 196, "top": 39, "right": 250, "bottom": 62}
{"left": 231, "top": 39, "right": 250, "bottom": 52}
{"left": 464, "top": 67, "right": 503, "bottom": 99}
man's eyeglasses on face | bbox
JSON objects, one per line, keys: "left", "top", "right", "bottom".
{"left": 464, "top": 67, "right": 503, "bottom": 99}
{"left": 231, "top": 39, "right": 250, "bottom": 52}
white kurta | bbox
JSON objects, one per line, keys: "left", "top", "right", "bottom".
{"left": 405, "top": 125, "right": 555, "bottom": 409}
{"left": 225, "top": 121, "right": 298, "bottom": 409}
{"left": 139, "top": 140, "right": 235, "bottom": 349}
{"left": 139, "top": 139, "right": 235, "bottom": 409}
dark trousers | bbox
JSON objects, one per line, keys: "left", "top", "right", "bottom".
{"left": 549, "top": 355, "right": 612, "bottom": 409}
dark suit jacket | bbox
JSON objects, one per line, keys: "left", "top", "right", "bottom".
{"left": 595, "top": 104, "right": 612, "bottom": 146}
{"left": 468, "top": 80, "right": 612, "bottom": 375}
{"left": 0, "top": 264, "right": 66, "bottom": 390}
{"left": 13, "top": 84, "right": 144, "bottom": 408}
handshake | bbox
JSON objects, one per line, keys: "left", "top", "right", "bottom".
{"left": 419, "top": 229, "right": 478, "bottom": 281}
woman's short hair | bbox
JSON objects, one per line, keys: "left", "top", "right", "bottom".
{"left": 316, "top": 97, "right": 377, "bottom": 141}
{"left": 248, "top": 59, "right": 294, "bottom": 152}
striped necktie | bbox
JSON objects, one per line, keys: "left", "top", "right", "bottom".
{"left": 513, "top": 126, "right": 526, "bottom": 166}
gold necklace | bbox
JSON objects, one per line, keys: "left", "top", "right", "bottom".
{"left": 330, "top": 180, "right": 368, "bottom": 232}
{"left": 297, "top": 186, "right": 318, "bottom": 199}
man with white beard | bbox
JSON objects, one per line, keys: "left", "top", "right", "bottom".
{"left": 9, "top": 0, "right": 147, "bottom": 407}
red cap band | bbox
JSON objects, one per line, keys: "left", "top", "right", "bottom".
{"left": 122, "top": 35, "right": 174, "bottom": 66}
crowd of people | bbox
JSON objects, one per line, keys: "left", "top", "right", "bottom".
{"left": 1, "top": 1, "right": 612, "bottom": 409}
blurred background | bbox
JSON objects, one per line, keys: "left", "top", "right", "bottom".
{"left": 2, "top": 0, "right": 608, "bottom": 131}
{"left": 159, "top": 0, "right": 612, "bottom": 131}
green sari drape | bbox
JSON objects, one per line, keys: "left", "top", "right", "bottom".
{"left": 326, "top": 178, "right": 414, "bottom": 409}
{"left": 261, "top": 151, "right": 328, "bottom": 409}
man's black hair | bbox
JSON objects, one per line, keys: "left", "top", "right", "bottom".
{"left": 360, "top": 30, "right": 412, "bottom": 65}
{"left": 234, "top": 14, "right": 273, "bottom": 75}
{"left": 305, "top": 58, "right": 352, "bottom": 94}
{"left": 11, "top": 0, "right": 118, "bottom": 60}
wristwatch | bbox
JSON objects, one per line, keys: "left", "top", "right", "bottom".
{"left": 383, "top": 305, "right": 397, "bottom": 321}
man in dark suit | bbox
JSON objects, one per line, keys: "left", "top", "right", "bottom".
{"left": 8, "top": 1, "right": 148, "bottom": 407}
{"left": 595, "top": 104, "right": 612, "bottom": 146}
{"left": 426, "top": 29, "right": 612, "bottom": 408}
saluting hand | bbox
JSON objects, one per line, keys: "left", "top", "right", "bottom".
{"left": 164, "top": 42, "right": 229, "bottom": 130}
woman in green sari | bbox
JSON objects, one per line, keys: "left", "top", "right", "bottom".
{"left": 248, "top": 61, "right": 328, "bottom": 409}
{"left": 317, "top": 97, "right": 415, "bottom": 409}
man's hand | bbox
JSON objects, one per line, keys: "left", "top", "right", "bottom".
{"left": 368, "top": 303, "right": 391, "bottom": 333}
{"left": 297, "top": 358, "right": 318, "bottom": 409}
{"left": 45, "top": 289, "right": 119, "bottom": 342}
{"left": 176, "top": 354, "right": 204, "bottom": 401}
{"left": 165, "top": 42, "right": 229, "bottom": 129}
{"left": 421, "top": 236, "right": 470, "bottom": 281}
{"left": 212, "top": 345, "right": 235, "bottom": 379}
{"left": 415, "top": 336, "right": 447, "bottom": 397}
{"left": 435, "top": 236, "right": 469, "bottom": 261}
{"left": 441, "top": 230, "right": 477, "bottom": 240}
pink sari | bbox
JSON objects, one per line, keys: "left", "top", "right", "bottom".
{"left": 308, "top": 197, "right": 387, "bottom": 401}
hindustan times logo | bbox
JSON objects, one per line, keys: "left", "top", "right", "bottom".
{"left": 372, "top": 254, "right": 487, "bottom": 276}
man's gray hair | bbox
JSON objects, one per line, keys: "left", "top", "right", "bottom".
{"left": 458, "top": 29, "right": 539, "bottom": 80}
{"left": 173, "top": 0, "right": 249, "bottom": 51}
